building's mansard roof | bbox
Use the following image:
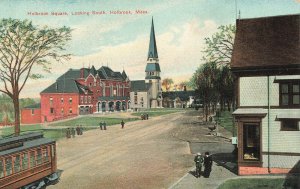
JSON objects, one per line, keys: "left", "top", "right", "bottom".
{"left": 147, "top": 18, "right": 158, "bottom": 60}
{"left": 130, "top": 80, "right": 152, "bottom": 92}
{"left": 145, "top": 63, "right": 161, "bottom": 72}
{"left": 162, "top": 91, "right": 195, "bottom": 101}
{"left": 41, "top": 79, "right": 89, "bottom": 94}
{"left": 231, "top": 14, "right": 300, "bottom": 73}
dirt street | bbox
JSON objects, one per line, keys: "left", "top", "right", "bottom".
{"left": 48, "top": 111, "right": 195, "bottom": 189}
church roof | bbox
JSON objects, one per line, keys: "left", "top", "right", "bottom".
{"left": 145, "top": 63, "right": 161, "bottom": 72}
{"left": 130, "top": 80, "right": 152, "bottom": 92}
{"left": 147, "top": 18, "right": 158, "bottom": 60}
{"left": 231, "top": 14, "right": 300, "bottom": 74}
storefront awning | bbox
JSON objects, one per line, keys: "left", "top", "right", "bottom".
{"left": 274, "top": 75, "right": 300, "bottom": 82}
{"left": 276, "top": 110, "right": 300, "bottom": 120}
{"left": 232, "top": 108, "right": 267, "bottom": 117}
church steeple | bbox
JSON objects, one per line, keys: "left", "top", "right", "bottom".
{"left": 147, "top": 17, "right": 158, "bottom": 61}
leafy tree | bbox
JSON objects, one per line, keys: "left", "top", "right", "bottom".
{"left": 162, "top": 78, "right": 174, "bottom": 91}
{"left": 0, "top": 18, "right": 71, "bottom": 135}
{"left": 202, "top": 24, "right": 236, "bottom": 65}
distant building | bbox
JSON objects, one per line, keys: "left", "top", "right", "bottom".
{"left": 231, "top": 14, "right": 300, "bottom": 175}
{"left": 22, "top": 66, "right": 131, "bottom": 123}
{"left": 162, "top": 91, "right": 195, "bottom": 108}
{"left": 130, "top": 18, "right": 162, "bottom": 110}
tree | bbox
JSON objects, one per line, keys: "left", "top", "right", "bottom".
{"left": 202, "top": 24, "right": 235, "bottom": 65}
{"left": 162, "top": 78, "right": 174, "bottom": 91}
{"left": 0, "top": 18, "right": 71, "bottom": 136}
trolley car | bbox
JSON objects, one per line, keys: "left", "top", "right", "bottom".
{"left": 0, "top": 132, "right": 59, "bottom": 189}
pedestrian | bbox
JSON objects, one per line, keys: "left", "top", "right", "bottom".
{"left": 80, "top": 125, "right": 83, "bottom": 135}
{"left": 103, "top": 121, "right": 107, "bottom": 130}
{"left": 194, "top": 152, "right": 204, "bottom": 178}
{"left": 203, "top": 151, "right": 213, "bottom": 178}
{"left": 146, "top": 113, "right": 149, "bottom": 120}
{"left": 141, "top": 114, "right": 144, "bottom": 120}
{"left": 121, "top": 120, "right": 125, "bottom": 129}
{"left": 76, "top": 126, "right": 80, "bottom": 135}
{"left": 71, "top": 127, "right": 75, "bottom": 138}
{"left": 66, "top": 128, "right": 71, "bottom": 138}
{"left": 99, "top": 121, "right": 103, "bottom": 130}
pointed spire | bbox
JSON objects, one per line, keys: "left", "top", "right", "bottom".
{"left": 147, "top": 17, "right": 158, "bottom": 61}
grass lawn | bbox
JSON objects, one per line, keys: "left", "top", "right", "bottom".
{"left": 214, "top": 111, "right": 236, "bottom": 135}
{"left": 49, "top": 117, "right": 139, "bottom": 127}
{"left": 218, "top": 178, "right": 285, "bottom": 189}
{"left": 132, "top": 108, "right": 184, "bottom": 117}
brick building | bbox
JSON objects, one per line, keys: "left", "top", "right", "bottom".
{"left": 22, "top": 66, "right": 130, "bottom": 123}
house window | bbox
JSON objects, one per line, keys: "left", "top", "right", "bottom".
{"left": 281, "top": 119, "right": 299, "bottom": 131}
{"left": 280, "top": 82, "right": 300, "bottom": 107}
{"left": 89, "top": 83, "right": 92, "bottom": 87}
{"left": 88, "top": 96, "right": 91, "bottom": 103}
{"left": 69, "top": 97, "right": 72, "bottom": 104}
{"left": 110, "top": 85, "right": 113, "bottom": 97}
{"left": 50, "top": 108, "right": 54, "bottom": 114}
{"left": 85, "top": 96, "right": 87, "bottom": 103}
{"left": 243, "top": 123, "right": 260, "bottom": 161}
{"left": 69, "top": 108, "right": 72, "bottom": 114}
{"left": 50, "top": 97, "right": 53, "bottom": 106}
{"left": 31, "top": 109, "right": 34, "bottom": 115}
{"left": 61, "top": 97, "right": 64, "bottom": 104}
{"left": 80, "top": 96, "right": 83, "bottom": 104}
{"left": 134, "top": 95, "right": 138, "bottom": 105}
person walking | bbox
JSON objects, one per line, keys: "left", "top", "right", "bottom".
{"left": 99, "top": 122, "right": 103, "bottom": 130}
{"left": 194, "top": 152, "right": 204, "bottom": 178}
{"left": 146, "top": 113, "right": 149, "bottom": 120}
{"left": 203, "top": 151, "right": 213, "bottom": 178}
{"left": 71, "top": 127, "right": 75, "bottom": 138}
{"left": 121, "top": 120, "right": 125, "bottom": 129}
{"left": 103, "top": 121, "right": 107, "bottom": 130}
{"left": 76, "top": 126, "right": 80, "bottom": 135}
{"left": 66, "top": 128, "right": 71, "bottom": 138}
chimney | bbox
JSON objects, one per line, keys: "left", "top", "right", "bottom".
{"left": 80, "top": 68, "right": 84, "bottom": 78}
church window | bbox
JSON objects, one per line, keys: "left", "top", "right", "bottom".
{"left": 69, "top": 108, "right": 72, "bottom": 114}
{"left": 134, "top": 96, "right": 138, "bottom": 105}
{"left": 50, "top": 108, "right": 54, "bottom": 114}
{"left": 85, "top": 96, "right": 87, "bottom": 103}
{"left": 80, "top": 96, "right": 83, "bottom": 104}
{"left": 61, "top": 97, "right": 64, "bottom": 104}
{"left": 89, "top": 83, "right": 92, "bottom": 87}
{"left": 61, "top": 108, "right": 64, "bottom": 114}
{"left": 31, "top": 109, "right": 34, "bottom": 115}
{"left": 88, "top": 96, "right": 91, "bottom": 103}
{"left": 69, "top": 97, "right": 72, "bottom": 104}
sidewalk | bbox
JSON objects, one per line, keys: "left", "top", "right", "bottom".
{"left": 169, "top": 162, "right": 237, "bottom": 189}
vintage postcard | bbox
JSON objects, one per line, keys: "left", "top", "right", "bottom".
{"left": 0, "top": 0, "right": 299, "bottom": 188}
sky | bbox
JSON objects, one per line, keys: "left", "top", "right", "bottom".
{"left": 0, "top": 0, "right": 299, "bottom": 98}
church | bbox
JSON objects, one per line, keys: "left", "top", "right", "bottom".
{"left": 130, "top": 18, "right": 163, "bottom": 110}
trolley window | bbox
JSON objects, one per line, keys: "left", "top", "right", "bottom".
{"left": 22, "top": 153, "right": 29, "bottom": 170}
{"left": 37, "top": 149, "right": 42, "bottom": 165}
{"left": 0, "top": 159, "right": 3, "bottom": 178}
{"left": 13, "top": 155, "right": 21, "bottom": 173}
{"left": 30, "top": 151, "right": 36, "bottom": 168}
{"left": 43, "top": 147, "right": 49, "bottom": 162}
{"left": 5, "top": 157, "right": 12, "bottom": 176}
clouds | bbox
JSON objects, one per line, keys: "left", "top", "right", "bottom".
{"left": 20, "top": 17, "right": 217, "bottom": 98}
